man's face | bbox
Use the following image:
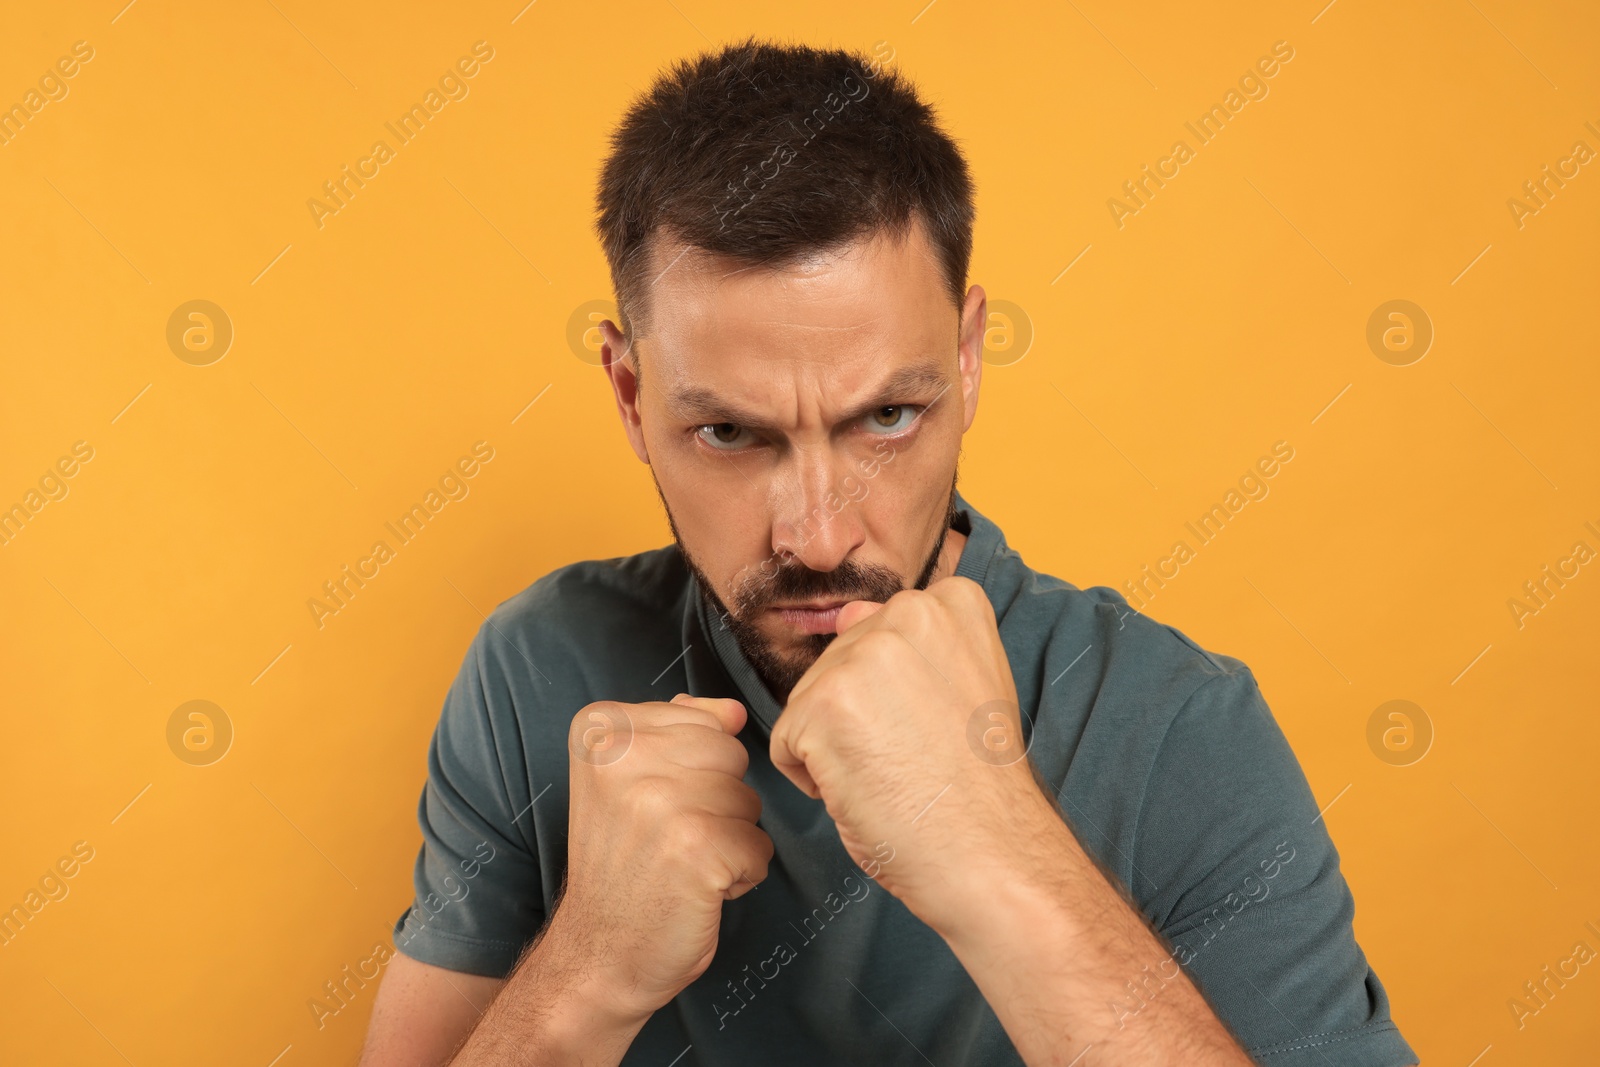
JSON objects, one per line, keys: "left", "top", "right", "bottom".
{"left": 602, "top": 215, "right": 987, "bottom": 702}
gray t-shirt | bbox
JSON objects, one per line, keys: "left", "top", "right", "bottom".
{"left": 393, "top": 490, "right": 1417, "bottom": 1066}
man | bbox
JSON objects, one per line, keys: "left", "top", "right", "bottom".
{"left": 360, "top": 38, "right": 1418, "bottom": 1067}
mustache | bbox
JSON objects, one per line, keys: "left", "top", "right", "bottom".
{"left": 731, "top": 555, "right": 904, "bottom": 616}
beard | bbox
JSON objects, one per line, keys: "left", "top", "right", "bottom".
{"left": 654, "top": 474, "right": 960, "bottom": 705}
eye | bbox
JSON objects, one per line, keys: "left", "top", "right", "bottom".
{"left": 860, "top": 405, "right": 920, "bottom": 434}
{"left": 696, "top": 422, "right": 757, "bottom": 450}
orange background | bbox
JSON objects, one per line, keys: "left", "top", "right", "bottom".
{"left": 2, "top": 1, "right": 1597, "bottom": 1064}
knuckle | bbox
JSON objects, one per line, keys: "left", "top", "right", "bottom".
{"left": 939, "top": 575, "right": 990, "bottom": 617}
{"left": 885, "top": 586, "right": 925, "bottom": 614}
{"left": 568, "top": 700, "right": 602, "bottom": 737}
{"left": 714, "top": 727, "right": 751, "bottom": 762}
{"left": 947, "top": 574, "right": 978, "bottom": 599}
{"left": 957, "top": 576, "right": 993, "bottom": 613}
{"left": 801, "top": 667, "right": 839, "bottom": 698}
{"left": 668, "top": 818, "right": 704, "bottom": 856}
{"left": 568, "top": 701, "right": 634, "bottom": 767}
{"left": 745, "top": 831, "right": 776, "bottom": 882}
{"left": 804, "top": 670, "right": 850, "bottom": 710}
{"left": 569, "top": 700, "right": 621, "bottom": 736}
{"left": 737, "top": 781, "right": 763, "bottom": 818}
{"left": 853, "top": 628, "right": 904, "bottom": 662}
{"left": 636, "top": 778, "right": 678, "bottom": 821}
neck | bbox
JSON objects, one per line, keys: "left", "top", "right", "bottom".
{"left": 931, "top": 525, "right": 968, "bottom": 585}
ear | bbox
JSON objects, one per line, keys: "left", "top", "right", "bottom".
{"left": 956, "top": 284, "right": 986, "bottom": 434}
{"left": 601, "top": 318, "right": 650, "bottom": 464}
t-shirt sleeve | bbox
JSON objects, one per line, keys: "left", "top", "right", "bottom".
{"left": 392, "top": 620, "right": 545, "bottom": 978}
{"left": 1129, "top": 667, "right": 1419, "bottom": 1067}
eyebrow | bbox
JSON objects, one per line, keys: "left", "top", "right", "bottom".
{"left": 665, "top": 360, "right": 952, "bottom": 431}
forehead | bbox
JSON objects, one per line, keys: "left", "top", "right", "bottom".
{"left": 637, "top": 216, "right": 957, "bottom": 405}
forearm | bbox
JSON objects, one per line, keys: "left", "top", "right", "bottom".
{"left": 449, "top": 911, "right": 647, "bottom": 1067}
{"left": 936, "top": 796, "right": 1252, "bottom": 1066}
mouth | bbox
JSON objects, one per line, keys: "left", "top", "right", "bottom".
{"left": 768, "top": 599, "right": 850, "bottom": 635}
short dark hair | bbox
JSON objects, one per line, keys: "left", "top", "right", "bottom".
{"left": 594, "top": 37, "right": 975, "bottom": 347}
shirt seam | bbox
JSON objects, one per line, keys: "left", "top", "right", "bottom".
{"left": 1250, "top": 1020, "right": 1405, "bottom": 1057}
{"left": 402, "top": 923, "right": 522, "bottom": 949}
{"left": 1126, "top": 671, "right": 1236, "bottom": 897}
{"left": 471, "top": 618, "right": 531, "bottom": 855}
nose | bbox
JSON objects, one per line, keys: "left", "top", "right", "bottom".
{"left": 768, "top": 443, "right": 865, "bottom": 573}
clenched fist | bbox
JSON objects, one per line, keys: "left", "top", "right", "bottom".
{"left": 770, "top": 576, "right": 1044, "bottom": 936}
{"left": 539, "top": 694, "right": 775, "bottom": 1027}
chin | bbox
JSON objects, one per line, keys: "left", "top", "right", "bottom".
{"left": 739, "top": 624, "right": 836, "bottom": 703}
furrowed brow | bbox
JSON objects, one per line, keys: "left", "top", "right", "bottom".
{"left": 837, "top": 361, "right": 951, "bottom": 422}
{"left": 664, "top": 387, "right": 771, "bottom": 428}
{"left": 665, "top": 359, "right": 952, "bottom": 430}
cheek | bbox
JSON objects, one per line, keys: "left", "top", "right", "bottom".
{"left": 659, "top": 469, "right": 774, "bottom": 595}
{"left": 863, "top": 434, "right": 952, "bottom": 504}
{"left": 855, "top": 494, "right": 916, "bottom": 571}
{"left": 871, "top": 452, "right": 958, "bottom": 567}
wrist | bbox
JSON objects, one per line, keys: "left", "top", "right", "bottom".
{"left": 540, "top": 903, "right": 660, "bottom": 1025}
{"left": 495, "top": 908, "right": 651, "bottom": 1064}
{"left": 923, "top": 785, "right": 1082, "bottom": 949}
